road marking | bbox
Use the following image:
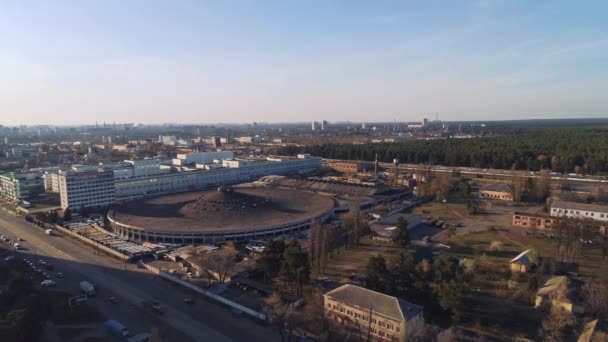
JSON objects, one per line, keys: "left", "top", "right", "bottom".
{"left": 0, "top": 217, "right": 76, "bottom": 261}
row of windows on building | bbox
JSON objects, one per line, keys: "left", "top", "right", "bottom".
{"left": 328, "top": 304, "right": 399, "bottom": 332}
{"left": 553, "top": 208, "right": 607, "bottom": 218}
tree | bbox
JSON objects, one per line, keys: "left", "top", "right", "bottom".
{"left": 79, "top": 205, "right": 89, "bottom": 218}
{"left": 202, "top": 248, "right": 237, "bottom": 283}
{"left": 435, "top": 280, "right": 466, "bottom": 321}
{"left": 436, "top": 327, "right": 457, "bottom": 342}
{"left": 534, "top": 169, "right": 551, "bottom": 202}
{"left": 258, "top": 239, "right": 286, "bottom": 283}
{"left": 582, "top": 280, "right": 608, "bottom": 320}
{"left": 63, "top": 208, "right": 72, "bottom": 221}
{"left": 365, "top": 255, "right": 387, "bottom": 292}
{"left": 391, "top": 252, "right": 417, "bottom": 296}
{"left": 460, "top": 180, "right": 471, "bottom": 199}
{"left": 281, "top": 241, "right": 310, "bottom": 296}
{"left": 340, "top": 212, "right": 356, "bottom": 249}
{"left": 539, "top": 306, "right": 575, "bottom": 342}
{"left": 263, "top": 293, "right": 293, "bottom": 342}
{"left": 434, "top": 255, "right": 459, "bottom": 284}
{"left": 393, "top": 217, "right": 410, "bottom": 247}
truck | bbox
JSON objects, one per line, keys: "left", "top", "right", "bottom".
{"left": 80, "top": 281, "right": 95, "bottom": 296}
{"left": 45, "top": 229, "right": 53, "bottom": 236}
{"left": 105, "top": 319, "right": 129, "bottom": 337}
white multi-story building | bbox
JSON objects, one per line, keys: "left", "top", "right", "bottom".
{"left": 43, "top": 172, "right": 61, "bottom": 193}
{"left": 550, "top": 201, "right": 608, "bottom": 222}
{"left": 172, "top": 151, "right": 234, "bottom": 166}
{"left": 115, "top": 155, "right": 320, "bottom": 200}
{"left": 124, "top": 159, "right": 171, "bottom": 177}
{"left": 58, "top": 155, "right": 321, "bottom": 207}
{"left": 58, "top": 168, "right": 116, "bottom": 210}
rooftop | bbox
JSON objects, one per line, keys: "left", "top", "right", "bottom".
{"left": 480, "top": 183, "right": 512, "bottom": 193}
{"left": 324, "top": 284, "right": 423, "bottom": 321}
{"left": 110, "top": 186, "right": 335, "bottom": 233}
{"left": 510, "top": 249, "right": 532, "bottom": 264}
{"left": 552, "top": 201, "right": 608, "bottom": 214}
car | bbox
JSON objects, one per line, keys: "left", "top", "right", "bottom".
{"left": 41, "top": 280, "right": 56, "bottom": 287}
{"left": 56, "top": 272, "right": 65, "bottom": 278}
{"left": 38, "top": 260, "right": 46, "bottom": 265}
{"left": 183, "top": 298, "right": 194, "bottom": 304}
{"left": 187, "top": 272, "right": 194, "bottom": 278}
{"left": 108, "top": 296, "right": 118, "bottom": 304}
{"left": 17, "top": 237, "right": 23, "bottom": 241}
{"left": 4, "top": 256, "right": 15, "bottom": 261}
{"left": 168, "top": 269, "right": 177, "bottom": 275}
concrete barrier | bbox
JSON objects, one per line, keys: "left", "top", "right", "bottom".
{"left": 53, "top": 224, "right": 131, "bottom": 261}
{"left": 139, "top": 261, "right": 267, "bottom": 321}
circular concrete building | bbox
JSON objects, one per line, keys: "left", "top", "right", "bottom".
{"left": 108, "top": 187, "right": 335, "bottom": 244}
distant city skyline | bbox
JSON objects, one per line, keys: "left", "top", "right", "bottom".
{"left": 1, "top": 1, "right": 607, "bottom": 125}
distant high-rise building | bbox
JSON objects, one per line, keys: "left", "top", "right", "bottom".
{"left": 311, "top": 121, "right": 317, "bottom": 131}
{"left": 422, "top": 118, "right": 428, "bottom": 126}
{"left": 322, "top": 120, "right": 328, "bottom": 130}
{"left": 362, "top": 122, "right": 366, "bottom": 129}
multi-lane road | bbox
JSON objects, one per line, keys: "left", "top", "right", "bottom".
{"left": 0, "top": 207, "right": 276, "bottom": 342}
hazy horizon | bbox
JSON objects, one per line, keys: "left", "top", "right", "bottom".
{"left": 1, "top": 1, "right": 607, "bottom": 125}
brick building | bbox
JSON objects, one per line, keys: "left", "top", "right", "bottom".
{"left": 324, "top": 284, "right": 423, "bottom": 341}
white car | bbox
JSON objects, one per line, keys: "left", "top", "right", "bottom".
{"left": 41, "top": 280, "right": 56, "bottom": 287}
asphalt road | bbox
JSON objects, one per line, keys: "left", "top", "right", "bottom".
{"left": 0, "top": 208, "right": 277, "bottom": 342}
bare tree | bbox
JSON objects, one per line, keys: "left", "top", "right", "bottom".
{"left": 511, "top": 170, "right": 525, "bottom": 202}
{"left": 540, "top": 306, "right": 575, "bottom": 342}
{"left": 340, "top": 212, "right": 356, "bottom": 249}
{"left": 583, "top": 280, "right": 608, "bottom": 320}
{"left": 309, "top": 221, "right": 322, "bottom": 275}
{"left": 534, "top": 169, "right": 551, "bottom": 202}
{"left": 436, "top": 327, "right": 457, "bottom": 342}
{"left": 263, "top": 293, "right": 293, "bottom": 342}
{"left": 203, "top": 248, "right": 237, "bottom": 283}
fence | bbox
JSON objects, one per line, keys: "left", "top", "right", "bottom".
{"left": 139, "top": 261, "right": 267, "bottom": 321}
{"left": 53, "top": 224, "right": 131, "bottom": 261}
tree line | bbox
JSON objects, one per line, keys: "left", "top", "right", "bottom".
{"left": 279, "top": 128, "right": 608, "bottom": 174}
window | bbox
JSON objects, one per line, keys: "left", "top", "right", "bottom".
{"left": 379, "top": 322, "right": 386, "bottom": 327}
{"left": 328, "top": 303, "right": 331, "bottom": 308}
{"left": 396, "top": 327, "right": 400, "bottom": 332}
{"left": 386, "top": 323, "right": 394, "bottom": 330}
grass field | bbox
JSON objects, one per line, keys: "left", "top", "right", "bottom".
{"left": 321, "top": 236, "right": 405, "bottom": 282}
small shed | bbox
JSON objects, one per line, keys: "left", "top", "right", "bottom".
{"left": 510, "top": 249, "right": 532, "bottom": 273}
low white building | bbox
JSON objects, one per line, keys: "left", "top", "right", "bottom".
{"left": 550, "top": 201, "right": 608, "bottom": 222}
{"left": 172, "top": 151, "right": 234, "bottom": 166}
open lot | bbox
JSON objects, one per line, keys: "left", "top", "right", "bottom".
{"left": 321, "top": 236, "right": 404, "bottom": 283}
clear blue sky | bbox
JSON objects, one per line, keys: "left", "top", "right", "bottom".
{"left": 1, "top": 1, "right": 607, "bottom": 125}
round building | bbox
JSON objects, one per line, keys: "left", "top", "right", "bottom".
{"left": 108, "top": 186, "right": 335, "bottom": 244}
